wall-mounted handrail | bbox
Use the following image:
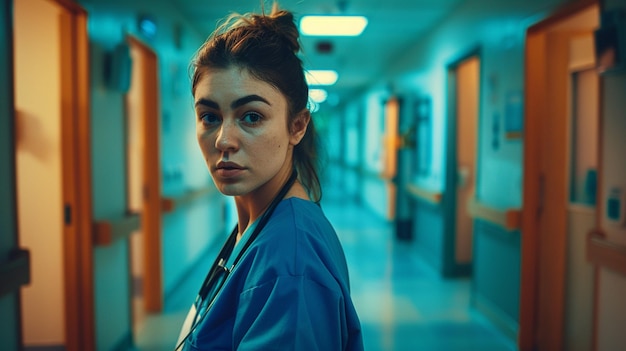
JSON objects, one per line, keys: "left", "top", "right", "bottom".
{"left": 406, "top": 183, "right": 442, "bottom": 205}
{"left": 0, "top": 248, "right": 30, "bottom": 297}
{"left": 467, "top": 197, "right": 521, "bottom": 231}
{"left": 587, "top": 229, "right": 626, "bottom": 277}
{"left": 93, "top": 213, "right": 140, "bottom": 246}
{"left": 162, "top": 186, "right": 218, "bottom": 214}
{"left": 93, "top": 187, "right": 219, "bottom": 247}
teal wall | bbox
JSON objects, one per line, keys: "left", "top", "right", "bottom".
{"left": 162, "top": 193, "right": 227, "bottom": 299}
{"left": 597, "top": 1, "right": 626, "bottom": 349}
{"left": 0, "top": 0, "right": 21, "bottom": 349}
{"left": 412, "top": 201, "right": 444, "bottom": 273}
{"left": 382, "top": 0, "right": 567, "bottom": 337}
{"left": 80, "top": 0, "right": 226, "bottom": 349}
{"left": 388, "top": 0, "right": 562, "bottom": 200}
{"left": 333, "top": 0, "right": 571, "bottom": 339}
{"left": 472, "top": 221, "right": 521, "bottom": 337}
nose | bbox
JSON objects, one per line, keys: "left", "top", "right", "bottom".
{"left": 215, "top": 119, "right": 239, "bottom": 152}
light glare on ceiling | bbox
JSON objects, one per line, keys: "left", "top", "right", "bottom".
{"left": 306, "top": 70, "right": 338, "bottom": 86}
{"left": 300, "top": 16, "right": 368, "bottom": 36}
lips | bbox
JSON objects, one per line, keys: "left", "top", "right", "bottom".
{"left": 215, "top": 161, "right": 245, "bottom": 178}
{"left": 216, "top": 161, "right": 244, "bottom": 170}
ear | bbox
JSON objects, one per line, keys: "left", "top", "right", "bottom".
{"left": 289, "top": 109, "right": 310, "bottom": 146}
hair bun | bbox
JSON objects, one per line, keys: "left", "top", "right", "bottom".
{"left": 253, "top": 7, "right": 301, "bottom": 54}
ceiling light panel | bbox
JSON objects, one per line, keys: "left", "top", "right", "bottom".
{"left": 305, "top": 70, "right": 339, "bottom": 86}
{"left": 300, "top": 15, "right": 368, "bottom": 36}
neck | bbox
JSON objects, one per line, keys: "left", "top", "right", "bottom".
{"left": 234, "top": 167, "right": 296, "bottom": 241}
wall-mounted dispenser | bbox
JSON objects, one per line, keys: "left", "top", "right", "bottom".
{"left": 607, "top": 187, "right": 625, "bottom": 227}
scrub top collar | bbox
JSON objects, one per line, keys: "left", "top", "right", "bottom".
{"left": 226, "top": 215, "right": 261, "bottom": 270}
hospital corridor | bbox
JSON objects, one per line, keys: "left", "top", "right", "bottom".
{"left": 2, "top": 0, "right": 626, "bottom": 350}
{"left": 132, "top": 188, "right": 516, "bottom": 351}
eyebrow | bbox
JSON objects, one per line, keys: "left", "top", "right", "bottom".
{"left": 195, "top": 94, "right": 271, "bottom": 110}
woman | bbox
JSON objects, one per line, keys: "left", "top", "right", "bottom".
{"left": 175, "top": 3, "right": 363, "bottom": 350}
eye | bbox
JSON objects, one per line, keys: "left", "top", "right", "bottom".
{"left": 199, "top": 112, "right": 221, "bottom": 126}
{"left": 241, "top": 112, "right": 262, "bottom": 125}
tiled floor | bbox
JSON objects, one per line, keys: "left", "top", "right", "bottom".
{"left": 134, "top": 193, "right": 517, "bottom": 351}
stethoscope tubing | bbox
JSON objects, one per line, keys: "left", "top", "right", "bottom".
{"left": 174, "top": 169, "right": 298, "bottom": 350}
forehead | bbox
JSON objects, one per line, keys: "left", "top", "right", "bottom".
{"left": 194, "top": 67, "right": 286, "bottom": 107}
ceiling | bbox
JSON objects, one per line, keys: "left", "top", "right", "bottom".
{"left": 170, "top": 0, "right": 466, "bottom": 106}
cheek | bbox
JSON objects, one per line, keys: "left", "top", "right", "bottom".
{"left": 260, "top": 134, "right": 289, "bottom": 161}
{"left": 197, "top": 132, "right": 216, "bottom": 155}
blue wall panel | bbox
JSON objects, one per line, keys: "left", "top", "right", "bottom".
{"left": 412, "top": 200, "right": 444, "bottom": 274}
{"left": 471, "top": 220, "right": 521, "bottom": 337}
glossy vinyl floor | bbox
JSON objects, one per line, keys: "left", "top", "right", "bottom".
{"left": 134, "top": 191, "right": 517, "bottom": 351}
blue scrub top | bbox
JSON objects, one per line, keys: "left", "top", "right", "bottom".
{"left": 181, "top": 198, "right": 363, "bottom": 350}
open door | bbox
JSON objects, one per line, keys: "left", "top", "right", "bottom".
{"left": 382, "top": 98, "right": 399, "bottom": 220}
{"left": 443, "top": 50, "right": 480, "bottom": 277}
{"left": 126, "top": 36, "right": 163, "bottom": 316}
{"left": 519, "top": 1, "right": 599, "bottom": 350}
{"left": 14, "top": 0, "right": 94, "bottom": 350}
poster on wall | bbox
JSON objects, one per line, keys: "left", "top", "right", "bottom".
{"left": 415, "top": 96, "right": 432, "bottom": 175}
{"left": 504, "top": 91, "right": 523, "bottom": 139}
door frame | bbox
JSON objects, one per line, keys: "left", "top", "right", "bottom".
{"left": 519, "top": 1, "right": 600, "bottom": 350}
{"left": 57, "top": 0, "right": 95, "bottom": 349}
{"left": 126, "top": 35, "right": 163, "bottom": 313}
{"left": 443, "top": 47, "right": 481, "bottom": 277}
{"left": 382, "top": 97, "right": 399, "bottom": 220}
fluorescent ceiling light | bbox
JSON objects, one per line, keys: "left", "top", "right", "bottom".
{"left": 306, "top": 70, "right": 338, "bottom": 86}
{"left": 309, "top": 89, "right": 328, "bottom": 104}
{"left": 300, "top": 15, "right": 368, "bottom": 36}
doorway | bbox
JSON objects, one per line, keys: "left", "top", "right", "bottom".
{"left": 14, "top": 0, "right": 93, "bottom": 349}
{"left": 125, "top": 36, "right": 163, "bottom": 329}
{"left": 383, "top": 97, "right": 399, "bottom": 220}
{"left": 520, "top": 1, "right": 600, "bottom": 350}
{"left": 444, "top": 51, "right": 481, "bottom": 277}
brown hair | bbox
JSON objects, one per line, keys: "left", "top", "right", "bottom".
{"left": 191, "top": 3, "right": 322, "bottom": 202}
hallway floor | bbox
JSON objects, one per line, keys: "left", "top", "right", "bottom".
{"left": 134, "top": 193, "right": 517, "bottom": 350}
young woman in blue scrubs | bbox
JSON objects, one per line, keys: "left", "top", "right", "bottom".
{"left": 175, "top": 3, "right": 363, "bottom": 350}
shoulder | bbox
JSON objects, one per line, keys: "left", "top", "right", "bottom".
{"left": 240, "top": 198, "right": 350, "bottom": 291}
{"left": 266, "top": 198, "right": 343, "bottom": 265}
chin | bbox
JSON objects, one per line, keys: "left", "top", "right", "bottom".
{"left": 213, "top": 181, "right": 249, "bottom": 197}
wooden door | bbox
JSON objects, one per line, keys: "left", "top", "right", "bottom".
{"left": 14, "top": 0, "right": 93, "bottom": 349}
{"left": 564, "top": 66, "right": 599, "bottom": 351}
{"left": 520, "top": 1, "right": 599, "bottom": 350}
{"left": 443, "top": 50, "right": 480, "bottom": 277}
{"left": 454, "top": 56, "right": 479, "bottom": 265}
{"left": 383, "top": 98, "right": 399, "bottom": 220}
{"left": 126, "top": 36, "right": 163, "bottom": 313}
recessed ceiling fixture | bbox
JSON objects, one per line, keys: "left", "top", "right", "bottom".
{"left": 300, "top": 15, "right": 368, "bottom": 36}
{"left": 315, "top": 41, "right": 333, "bottom": 54}
{"left": 306, "top": 70, "right": 338, "bottom": 86}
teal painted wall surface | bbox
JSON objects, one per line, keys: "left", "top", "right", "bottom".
{"left": 597, "top": 1, "right": 626, "bottom": 349}
{"left": 0, "top": 0, "right": 21, "bottom": 349}
{"left": 472, "top": 221, "right": 520, "bottom": 333}
{"left": 80, "top": 0, "right": 226, "bottom": 348}
{"left": 352, "top": 0, "right": 569, "bottom": 336}
{"left": 412, "top": 201, "right": 444, "bottom": 273}
{"left": 162, "top": 193, "right": 227, "bottom": 299}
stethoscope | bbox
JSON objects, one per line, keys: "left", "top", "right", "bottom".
{"left": 174, "top": 169, "right": 298, "bottom": 350}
